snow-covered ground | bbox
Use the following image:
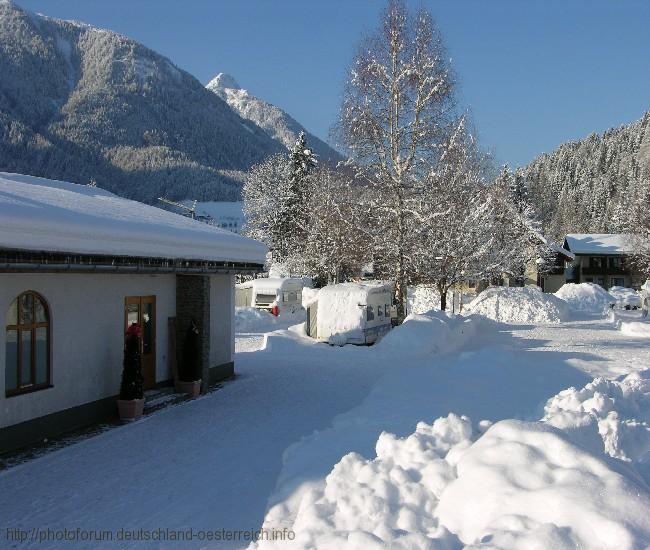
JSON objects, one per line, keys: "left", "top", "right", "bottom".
{"left": 1, "top": 298, "right": 649, "bottom": 549}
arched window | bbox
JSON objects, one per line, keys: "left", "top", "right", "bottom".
{"left": 5, "top": 291, "right": 51, "bottom": 397}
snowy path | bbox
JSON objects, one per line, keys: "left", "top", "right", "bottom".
{"left": 0, "top": 315, "right": 646, "bottom": 549}
{"left": 507, "top": 313, "right": 650, "bottom": 379}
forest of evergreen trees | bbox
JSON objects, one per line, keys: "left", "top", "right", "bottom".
{"left": 518, "top": 111, "right": 650, "bottom": 240}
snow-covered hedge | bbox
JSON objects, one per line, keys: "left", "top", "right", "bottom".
{"left": 555, "top": 282, "right": 615, "bottom": 315}
{"left": 465, "top": 286, "right": 570, "bottom": 324}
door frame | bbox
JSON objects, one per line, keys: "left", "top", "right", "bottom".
{"left": 124, "top": 295, "right": 157, "bottom": 389}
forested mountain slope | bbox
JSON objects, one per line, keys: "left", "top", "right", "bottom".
{"left": 520, "top": 111, "right": 650, "bottom": 239}
{"left": 0, "top": 0, "right": 282, "bottom": 202}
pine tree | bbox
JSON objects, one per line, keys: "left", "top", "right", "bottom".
{"left": 119, "top": 331, "right": 143, "bottom": 401}
{"left": 274, "top": 132, "right": 317, "bottom": 264}
{"left": 180, "top": 321, "right": 202, "bottom": 382}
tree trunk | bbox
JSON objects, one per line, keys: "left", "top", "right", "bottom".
{"left": 438, "top": 280, "right": 447, "bottom": 311}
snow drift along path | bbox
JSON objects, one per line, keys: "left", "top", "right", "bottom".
{"left": 465, "top": 286, "right": 570, "bottom": 324}
{"left": 0, "top": 312, "right": 648, "bottom": 549}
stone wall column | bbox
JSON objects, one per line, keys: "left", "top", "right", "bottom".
{"left": 176, "top": 275, "right": 211, "bottom": 393}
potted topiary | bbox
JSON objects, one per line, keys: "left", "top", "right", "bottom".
{"left": 117, "top": 323, "right": 145, "bottom": 421}
{"left": 176, "top": 319, "right": 202, "bottom": 398}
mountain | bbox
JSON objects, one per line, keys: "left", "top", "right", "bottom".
{"left": 0, "top": 0, "right": 283, "bottom": 203}
{"left": 206, "top": 73, "right": 343, "bottom": 162}
{"left": 519, "top": 111, "right": 650, "bottom": 240}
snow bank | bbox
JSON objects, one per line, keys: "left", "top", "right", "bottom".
{"left": 555, "top": 282, "right": 615, "bottom": 315}
{"left": 301, "top": 287, "right": 320, "bottom": 308}
{"left": 376, "top": 310, "right": 492, "bottom": 357}
{"left": 620, "top": 320, "right": 650, "bottom": 338}
{"left": 609, "top": 286, "right": 642, "bottom": 309}
{"left": 235, "top": 307, "right": 306, "bottom": 333}
{"left": 436, "top": 419, "right": 650, "bottom": 549}
{"left": 543, "top": 370, "right": 650, "bottom": 473}
{"left": 235, "top": 308, "right": 283, "bottom": 333}
{"left": 465, "top": 286, "right": 570, "bottom": 324}
{"left": 255, "top": 415, "right": 650, "bottom": 550}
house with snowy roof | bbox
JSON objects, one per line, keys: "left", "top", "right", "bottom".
{"left": 0, "top": 173, "right": 267, "bottom": 452}
{"left": 562, "top": 233, "right": 642, "bottom": 289}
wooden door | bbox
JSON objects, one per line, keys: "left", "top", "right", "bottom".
{"left": 125, "top": 296, "right": 156, "bottom": 389}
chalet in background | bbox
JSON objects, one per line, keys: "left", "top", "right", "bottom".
{"left": 562, "top": 234, "right": 642, "bottom": 290}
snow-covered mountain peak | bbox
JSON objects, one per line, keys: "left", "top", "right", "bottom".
{"left": 207, "top": 73, "right": 242, "bottom": 92}
{"left": 205, "top": 71, "right": 343, "bottom": 162}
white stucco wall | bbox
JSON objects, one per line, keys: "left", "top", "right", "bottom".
{"left": 209, "top": 274, "right": 235, "bottom": 367}
{"left": 0, "top": 273, "right": 176, "bottom": 429}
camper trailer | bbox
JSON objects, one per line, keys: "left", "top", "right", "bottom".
{"left": 306, "top": 282, "right": 393, "bottom": 345}
{"left": 236, "top": 278, "right": 303, "bottom": 315}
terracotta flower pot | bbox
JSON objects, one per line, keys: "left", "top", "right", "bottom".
{"left": 117, "top": 398, "right": 145, "bottom": 422}
{"left": 176, "top": 379, "right": 202, "bottom": 399}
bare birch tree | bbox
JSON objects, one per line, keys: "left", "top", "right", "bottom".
{"left": 337, "top": 0, "right": 458, "bottom": 320}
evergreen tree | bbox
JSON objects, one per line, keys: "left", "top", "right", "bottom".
{"left": 180, "top": 321, "right": 202, "bottom": 382}
{"left": 120, "top": 328, "right": 143, "bottom": 401}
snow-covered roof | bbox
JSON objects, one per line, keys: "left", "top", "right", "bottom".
{"left": 318, "top": 281, "right": 393, "bottom": 300}
{"left": 0, "top": 173, "right": 267, "bottom": 264}
{"left": 533, "top": 232, "right": 575, "bottom": 260}
{"left": 564, "top": 234, "right": 635, "bottom": 255}
{"left": 237, "top": 278, "right": 303, "bottom": 291}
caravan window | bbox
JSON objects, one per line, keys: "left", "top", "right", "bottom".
{"left": 377, "top": 305, "right": 383, "bottom": 317}
{"left": 367, "top": 305, "right": 375, "bottom": 321}
{"left": 385, "top": 305, "right": 390, "bottom": 317}
{"left": 256, "top": 293, "right": 276, "bottom": 305}
{"left": 283, "top": 291, "right": 298, "bottom": 303}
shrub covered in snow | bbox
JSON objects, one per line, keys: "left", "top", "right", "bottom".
{"left": 465, "top": 286, "right": 570, "bottom": 324}
{"left": 408, "top": 285, "right": 445, "bottom": 314}
{"left": 555, "top": 282, "right": 615, "bottom": 315}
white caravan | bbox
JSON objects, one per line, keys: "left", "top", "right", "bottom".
{"left": 236, "top": 278, "right": 303, "bottom": 315}
{"left": 305, "top": 281, "right": 393, "bottom": 345}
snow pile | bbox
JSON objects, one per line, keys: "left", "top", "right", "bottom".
{"left": 609, "top": 286, "right": 642, "bottom": 309}
{"left": 377, "top": 310, "right": 491, "bottom": 357}
{"left": 235, "top": 308, "right": 283, "bottom": 333}
{"left": 235, "top": 307, "right": 307, "bottom": 334}
{"left": 543, "top": 370, "right": 650, "bottom": 472}
{"left": 465, "top": 286, "right": 570, "bottom": 324}
{"left": 301, "top": 287, "right": 320, "bottom": 308}
{"left": 555, "top": 282, "right": 615, "bottom": 315}
{"left": 254, "top": 414, "right": 469, "bottom": 549}
{"left": 436, "top": 419, "right": 650, "bottom": 549}
{"left": 254, "top": 415, "right": 650, "bottom": 550}
{"left": 620, "top": 320, "right": 650, "bottom": 338}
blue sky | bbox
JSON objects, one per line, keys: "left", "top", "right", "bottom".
{"left": 16, "top": 0, "right": 650, "bottom": 167}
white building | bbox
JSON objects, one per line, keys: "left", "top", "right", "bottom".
{"left": 0, "top": 173, "right": 266, "bottom": 452}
